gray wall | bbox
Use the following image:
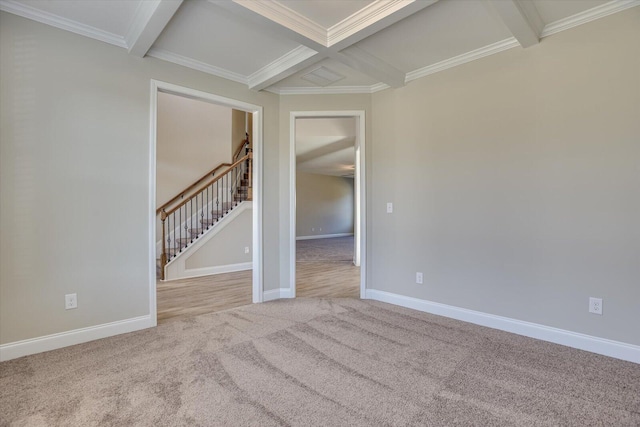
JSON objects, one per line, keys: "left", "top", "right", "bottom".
{"left": 0, "top": 12, "right": 281, "bottom": 345}
{"left": 370, "top": 9, "right": 640, "bottom": 345}
{"left": 296, "top": 172, "right": 354, "bottom": 238}
{"left": 185, "top": 206, "right": 252, "bottom": 269}
{"left": 157, "top": 92, "right": 232, "bottom": 208}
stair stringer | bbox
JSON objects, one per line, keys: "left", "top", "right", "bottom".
{"left": 163, "top": 201, "right": 252, "bottom": 281}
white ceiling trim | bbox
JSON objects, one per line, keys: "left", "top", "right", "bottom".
{"left": 248, "top": 45, "right": 319, "bottom": 91}
{"left": 406, "top": 38, "right": 520, "bottom": 83}
{"left": 234, "top": 0, "right": 327, "bottom": 46}
{"left": 333, "top": 46, "right": 406, "bottom": 87}
{"left": 267, "top": 83, "right": 388, "bottom": 95}
{"left": 126, "top": 0, "right": 183, "bottom": 57}
{"left": 327, "top": 0, "right": 426, "bottom": 47}
{"left": 147, "top": 48, "right": 248, "bottom": 84}
{"left": 540, "top": 0, "right": 640, "bottom": 38}
{"left": 0, "top": 0, "right": 127, "bottom": 48}
{"left": 485, "top": 0, "right": 542, "bottom": 48}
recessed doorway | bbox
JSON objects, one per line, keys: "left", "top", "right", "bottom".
{"left": 289, "top": 111, "right": 366, "bottom": 299}
{"left": 149, "top": 80, "right": 264, "bottom": 325}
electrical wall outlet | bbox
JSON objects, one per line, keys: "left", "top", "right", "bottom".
{"left": 387, "top": 202, "right": 393, "bottom": 213}
{"left": 589, "top": 297, "right": 603, "bottom": 315}
{"left": 65, "top": 293, "right": 77, "bottom": 310}
{"left": 416, "top": 272, "right": 423, "bottom": 284}
{"left": 244, "top": 246, "right": 250, "bottom": 254}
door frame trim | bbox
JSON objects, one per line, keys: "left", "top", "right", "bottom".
{"left": 149, "top": 80, "right": 264, "bottom": 325}
{"left": 288, "top": 110, "right": 366, "bottom": 298}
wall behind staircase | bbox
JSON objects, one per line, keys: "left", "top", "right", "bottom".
{"left": 156, "top": 92, "right": 232, "bottom": 208}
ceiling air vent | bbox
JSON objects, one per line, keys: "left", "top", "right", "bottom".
{"left": 301, "top": 66, "right": 345, "bottom": 87}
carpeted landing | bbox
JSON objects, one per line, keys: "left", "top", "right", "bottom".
{"left": 1, "top": 298, "right": 639, "bottom": 426}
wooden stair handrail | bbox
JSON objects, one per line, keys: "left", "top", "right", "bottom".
{"left": 161, "top": 153, "right": 251, "bottom": 219}
{"left": 156, "top": 139, "right": 250, "bottom": 215}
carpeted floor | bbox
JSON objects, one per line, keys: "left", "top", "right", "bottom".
{"left": 1, "top": 298, "right": 639, "bottom": 426}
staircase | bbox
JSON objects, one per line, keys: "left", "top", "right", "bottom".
{"left": 157, "top": 139, "right": 252, "bottom": 280}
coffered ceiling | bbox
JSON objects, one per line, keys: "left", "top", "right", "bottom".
{"left": 1, "top": 0, "right": 637, "bottom": 94}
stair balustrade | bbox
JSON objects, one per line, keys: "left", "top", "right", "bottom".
{"left": 158, "top": 142, "right": 252, "bottom": 280}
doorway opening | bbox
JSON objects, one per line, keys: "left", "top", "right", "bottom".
{"left": 149, "top": 80, "right": 263, "bottom": 324}
{"left": 289, "top": 111, "right": 366, "bottom": 299}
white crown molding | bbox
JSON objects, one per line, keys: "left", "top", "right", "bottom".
{"left": 147, "top": 48, "right": 248, "bottom": 85}
{"left": 370, "top": 82, "right": 391, "bottom": 93}
{"left": 0, "top": 0, "right": 127, "bottom": 48}
{"left": 248, "top": 45, "right": 318, "bottom": 90}
{"left": 234, "top": 0, "right": 327, "bottom": 46}
{"left": 267, "top": 84, "right": 386, "bottom": 95}
{"left": 406, "top": 38, "right": 520, "bottom": 83}
{"left": 366, "top": 289, "right": 640, "bottom": 364}
{"left": 541, "top": 0, "right": 640, "bottom": 38}
{"left": 328, "top": 0, "right": 421, "bottom": 47}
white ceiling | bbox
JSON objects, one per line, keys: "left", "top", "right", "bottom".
{"left": 296, "top": 118, "right": 356, "bottom": 177}
{"left": 1, "top": 0, "right": 636, "bottom": 94}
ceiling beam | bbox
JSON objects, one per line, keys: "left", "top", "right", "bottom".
{"left": 332, "top": 46, "right": 406, "bottom": 88}
{"left": 210, "top": 0, "right": 438, "bottom": 90}
{"left": 485, "top": 0, "right": 543, "bottom": 48}
{"left": 126, "top": 0, "right": 183, "bottom": 57}
{"left": 248, "top": 47, "right": 321, "bottom": 91}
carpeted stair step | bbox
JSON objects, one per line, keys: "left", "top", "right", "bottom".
{"left": 200, "top": 218, "right": 220, "bottom": 226}
{"left": 189, "top": 228, "right": 203, "bottom": 236}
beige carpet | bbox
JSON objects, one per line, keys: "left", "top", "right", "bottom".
{"left": 1, "top": 298, "right": 639, "bottom": 426}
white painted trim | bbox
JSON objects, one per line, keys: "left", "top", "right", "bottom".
{"left": 296, "top": 233, "right": 354, "bottom": 241}
{"left": 147, "top": 48, "right": 248, "bottom": 85}
{"left": 328, "top": 0, "right": 429, "bottom": 47}
{"left": 165, "top": 262, "right": 252, "bottom": 281}
{"left": 406, "top": 38, "right": 520, "bottom": 82}
{"left": 263, "top": 288, "right": 295, "bottom": 302}
{"left": 150, "top": 80, "right": 264, "bottom": 309}
{"left": 248, "top": 45, "right": 318, "bottom": 91}
{"left": 541, "top": 0, "right": 640, "bottom": 38}
{"left": 267, "top": 84, "right": 385, "bottom": 95}
{"left": 289, "top": 111, "right": 367, "bottom": 300}
{"left": 366, "top": 289, "right": 640, "bottom": 364}
{"left": 126, "top": 0, "right": 184, "bottom": 57}
{"left": 0, "top": 315, "right": 154, "bottom": 362}
{"left": 125, "top": 0, "right": 161, "bottom": 52}
{"left": 234, "top": 0, "right": 327, "bottom": 46}
{"left": 0, "top": 0, "right": 127, "bottom": 48}
{"left": 148, "top": 81, "right": 160, "bottom": 328}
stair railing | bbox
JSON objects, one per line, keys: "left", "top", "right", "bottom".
{"left": 156, "top": 138, "right": 250, "bottom": 216}
{"left": 159, "top": 151, "right": 252, "bottom": 280}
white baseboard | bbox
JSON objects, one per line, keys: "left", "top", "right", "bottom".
{"left": 0, "top": 315, "right": 155, "bottom": 362}
{"left": 365, "top": 289, "right": 640, "bottom": 364}
{"left": 162, "top": 262, "right": 252, "bottom": 282}
{"left": 263, "top": 288, "right": 295, "bottom": 302}
{"left": 296, "top": 233, "right": 353, "bottom": 241}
